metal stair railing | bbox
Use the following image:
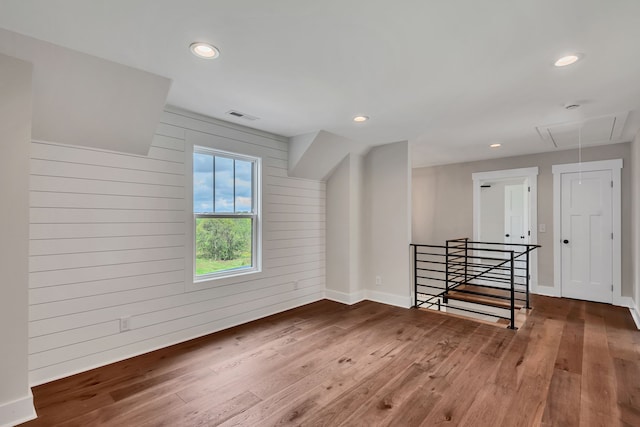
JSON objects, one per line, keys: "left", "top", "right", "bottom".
{"left": 411, "top": 238, "right": 540, "bottom": 329}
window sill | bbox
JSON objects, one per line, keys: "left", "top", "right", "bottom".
{"left": 191, "top": 267, "right": 261, "bottom": 288}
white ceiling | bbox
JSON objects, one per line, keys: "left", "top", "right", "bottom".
{"left": 1, "top": 0, "right": 639, "bottom": 167}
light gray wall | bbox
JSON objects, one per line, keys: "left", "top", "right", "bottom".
{"left": 0, "top": 54, "right": 35, "bottom": 425}
{"left": 349, "top": 154, "right": 364, "bottom": 298}
{"left": 413, "top": 142, "right": 633, "bottom": 297}
{"left": 325, "top": 142, "right": 411, "bottom": 307}
{"left": 364, "top": 141, "right": 412, "bottom": 306}
{"left": 632, "top": 132, "right": 640, "bottom": 313}
{"left": 326, "top": 154, "right": 366, "bottom": 302}
{"left": 326, "top": 155, "right": 351, "bottom": 295}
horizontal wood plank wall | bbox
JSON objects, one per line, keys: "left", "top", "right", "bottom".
{"left": 28, "top": 109, "right": 326, "bottom": 385}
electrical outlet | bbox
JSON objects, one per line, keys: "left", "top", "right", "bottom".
{"left": 120, "top": 316, "right": 131, "bottom": 332}
{"left": 375, "top": 276, "right": 382, "bottom": 286}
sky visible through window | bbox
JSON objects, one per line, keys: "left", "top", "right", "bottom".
{"left": 194, "top": 152, "right": 252, "bottom": 213}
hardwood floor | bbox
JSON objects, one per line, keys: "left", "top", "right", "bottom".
{"left": 20, "top": 295, "right": 640, "bottom": 426}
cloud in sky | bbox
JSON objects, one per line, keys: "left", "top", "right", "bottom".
{"left": 194, "top": 153, "right": 253, "bottom": 213}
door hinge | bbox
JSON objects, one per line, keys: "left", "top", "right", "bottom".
{"left": 611, "top": 232, "right": 614, "bottom": 240}
{"left": 611, "top": 285, "right": 614, "bottom": 291}
{"left": 611, "top": 180, "right": 613, "bottom": 188}
{"left": 528, "top": 230, "right": 531, "bottom": 236}
{"left": 528, "top": 186, "right": 531, "bottom": 192}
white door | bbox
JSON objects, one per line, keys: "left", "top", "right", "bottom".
{"left": 504, "top": 184, "right": 527, "bottom": 245}
{"left": 560, "top": 170, "right": 613, "bottom": 303}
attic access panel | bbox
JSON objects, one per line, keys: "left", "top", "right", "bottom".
{"left": 536, "top": 112, "right": 628, "bottom": 149}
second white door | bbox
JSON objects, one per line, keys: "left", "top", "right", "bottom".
{"left": 560, "top": 170, "right": 613, "bottom": 303}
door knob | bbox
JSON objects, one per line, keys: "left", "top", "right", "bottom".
{"left": 520, "top": 236, "right": 525, "bottom": 239}
{"left": 563, "top": 239, "right": 569, "bottom": 244}
{"left": 505, "top": 234, "right": 510, "bottom": 237}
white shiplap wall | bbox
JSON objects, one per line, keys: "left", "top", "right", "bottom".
{"left": 28, "top": 108, "right": 326, "bottom": 384}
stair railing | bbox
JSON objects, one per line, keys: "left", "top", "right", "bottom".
{"left": 411, "top": 238, "right": 540, "bottom": 329}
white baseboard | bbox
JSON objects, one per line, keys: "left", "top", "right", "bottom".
{"left": 325, "top": 289, "right": 412, "bottom": 309}
{"left": 0, "top": 390, "right": 36, "bottom": 427}
{"left": 533, "top": 286, "right": 560, "bottom": 297}
{"left": 365, "top": 289, "right": 412, "bottom": 309}
{"left": 613, "top": 296, "right": 634, "bottom": 308}
{"left": 324, "top": 289, "right": 366, "bottom": 305}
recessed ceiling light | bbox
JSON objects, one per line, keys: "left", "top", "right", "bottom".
{"left": 353, "top": 115, "right": 369, "bottom": 122}
{"left": 190, "top": 42, "right": 220, "bottom": 59}
{"left": 490, "top": 143, "right": 501, "bottom": 148}
{"left": 554, "top": 54, "right": 581, "bottom": 67}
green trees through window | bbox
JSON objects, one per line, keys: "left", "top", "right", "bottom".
{"left": 195, "top": 217, "right": 252, "bottom": 275}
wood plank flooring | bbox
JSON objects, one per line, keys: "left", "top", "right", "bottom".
{"left": 20, "top": 295, "right": 640, "bottom": 426}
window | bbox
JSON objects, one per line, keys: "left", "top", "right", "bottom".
{"left": 193, "top": 147, "right": 260, "bottom": 280}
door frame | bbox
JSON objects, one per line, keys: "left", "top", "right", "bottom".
{"left": 472, "top": 167, "right": 539, "bottom": 292}
{"left": 552, "top": 159, "right": 623, "bottom": 304}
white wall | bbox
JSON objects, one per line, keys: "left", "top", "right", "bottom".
{"left": 363, "top": 141, "right": 412, "bottom": 307}
{"left": 28, "top": 107, "right": 326, "bottom": 384}
{"left": 0, "top": 54, "right": 36, "bottom": 426}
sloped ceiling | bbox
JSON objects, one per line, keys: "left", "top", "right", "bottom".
{"left": 289, "top": 130, "right": 373, "bottom": 180}
{"left": 0, "top": 28, "right": 171, "bottom": 155}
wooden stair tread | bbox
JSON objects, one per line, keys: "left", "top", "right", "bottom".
{"left": 417, "top": 306, "right": 511, "bottom": 328}
{"left": 446, "top": 284, "right": 525, "bottom": 309}
{"left": 456, "top": 284, "right": 527, "bottom": 298}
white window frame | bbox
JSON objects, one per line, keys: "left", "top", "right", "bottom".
{"left": 192, "top": 145, "right": 261, "bottom": 283}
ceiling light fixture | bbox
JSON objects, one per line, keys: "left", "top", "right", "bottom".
{"left": 490, "top": 143, "right": 501, "bottom": 148}
{"left": 190, "top": 42, "right": 220, "bottom": 59}
{"left": 353, "top": 115, "right": 369, "bottom": 122}
{"left": 554, "top": 54, "right": 581, "bottom": 67}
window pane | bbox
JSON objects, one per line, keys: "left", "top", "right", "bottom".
{"left": 193, "top": 153, "right": 213, "bottom": 213}
{"left": 235, "top": 160, "right": 253, "bottom": 213}
{"left": 214, "top": 156, "right": 234, "bottom": 212}
{"left": 195, "top": 217, "right": 253, "bottom": 276}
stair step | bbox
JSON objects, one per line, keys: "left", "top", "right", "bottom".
{"left": 418, "top": 306, "right": 509, "bottom": 328}
{"left": 446, "top": 284, "right": 526, "bottom": 310}
{"left": 418, "top": 305, "right": 530, "bottom": 329}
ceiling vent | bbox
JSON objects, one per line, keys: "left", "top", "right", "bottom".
{"left": 535, "top": 112, "right": 628, "bottom": 149}
{"left": 225, "top": 110, "right": 259, "bottom": 121}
